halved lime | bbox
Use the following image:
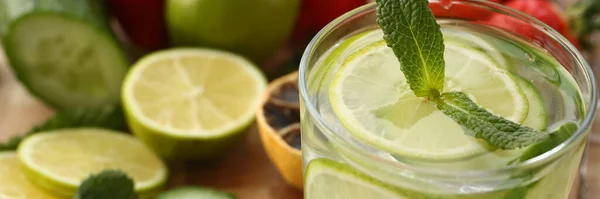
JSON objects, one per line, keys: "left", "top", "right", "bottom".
{"left": 329, "top": 41, "right": 528, "bottom": 161}
{"left": 122, "top": 48, "right": 267, "bottom": 159}
{"left": 0, "top": 152, "right": 57, "bottom": 199}
{"left": 17, "top": 128, "right": 167, "bottom": 198}
{"left": 305, "top": 158, "right": 408, "bottom": 199}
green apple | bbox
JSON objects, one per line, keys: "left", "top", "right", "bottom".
{"left": 166, "top": 0, "right": 300, "bottom": 63}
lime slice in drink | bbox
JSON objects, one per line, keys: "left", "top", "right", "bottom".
{"left": 122, "top": 48, "right": 267, "bottom": 159}
{"left": 442, "top": 29, "right": 510, "bottom": 69}
{"left": 308, "top": 30, "right": 383, "bottom": 92}
{"left": 515, "top": 77, "right": 548, "bottom": 131}
{"left": 329, "top": 41, "right": 528, "bottom": 160}
{"left": 17, "top": 129, "right": 167, "bottom": 198}
{"left": 306, "top": 158, "right": 409, "bottom": 199}
{"left": 0, "top": 152, "right": 57, "bottom": 199}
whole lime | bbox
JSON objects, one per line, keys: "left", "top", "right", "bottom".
{"left": 166, "top": 0, "right": 300, "bottom": 63}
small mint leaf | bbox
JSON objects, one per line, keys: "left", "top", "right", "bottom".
{"left": 376, "top": 0, "right": 445, "bottom": 98}
{"left": 434, "top": 91, "right": 548, "bottom": 149}
{"left": 515, "top": 122, "right": 578, "bottom": 163}
{"left": 74, "top": 170, "right": 137, "bottom": 199}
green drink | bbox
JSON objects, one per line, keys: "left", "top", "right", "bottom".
{"left": 299, "top": 1, "right": 596, "bottom": 199}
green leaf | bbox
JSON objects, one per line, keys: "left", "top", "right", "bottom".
{"left": 434, "top": 91, "right": 548, "bottom": 149}
{"left": 516, "top": 122, "right": 578, "bottom": 162}
{"left": 74, "top": 170, "right": 137, "bottom": 199}
{"left": 376, "top": 0, "right": 445, "bottom": 98}
{"left": 0, "top": 104, "right": 127, "bottom": 151}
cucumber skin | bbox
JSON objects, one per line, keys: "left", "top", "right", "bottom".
{"left": 0, "top": 0, "right": 129, "bottom": 109}
{"left": 0, "top": 0, "right": 111, "bottom": 36}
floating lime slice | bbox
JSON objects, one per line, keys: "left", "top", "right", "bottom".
{"left": 305, "top": 159, "right": 409, "bottom": 199}
{"left": 329, "top": 40, "right": 528, "bottom": 160}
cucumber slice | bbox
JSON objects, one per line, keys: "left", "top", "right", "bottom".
{"left": 155, "top": 187, "right": 236, "bottom": 199}
{"left": 1, "top": 0, "right": 128, "bottom": 109}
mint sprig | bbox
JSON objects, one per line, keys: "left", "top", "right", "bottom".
{"left": 435, "top": 92, "right": 547, "bottom": 149}
{"left": 376, "top": 0, "right": 445, "bottom": 99}
{"left": 376, "top": 0, "right": 549, "bottom": 149}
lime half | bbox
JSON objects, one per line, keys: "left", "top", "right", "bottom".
{"left": 17, "top": 129, "right": 167, "bottom": 198}
{"left": 306, "top": 159, "right": 408, "bottom": 199}
{"left": 122, "top": 48, "right": 267, "bottom": 159}
{"left": 329, "top": 41, "right": 528, "bottom": 161}
{"left": 0, "top": 152, "right": 57, "bottom": 199}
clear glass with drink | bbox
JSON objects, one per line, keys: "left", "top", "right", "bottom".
{"left": 299, "top": 1, "right": 597, "bottom": 198}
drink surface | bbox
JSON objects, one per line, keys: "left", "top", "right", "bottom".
{"left": 302, "top": 20, "right": 586, "bottom": 199}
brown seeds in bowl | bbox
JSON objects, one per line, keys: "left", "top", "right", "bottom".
{"left": 256, "top": 72, "right": 303, "bottom": 190}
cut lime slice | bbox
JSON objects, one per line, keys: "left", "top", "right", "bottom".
{"left": 329, "top": 41, "right": 528, "bottom": 160}
{"left": 308, "top": 29, "right": 383, "bottom": 92}
{"left": 306, "top": 158, "right": 408, "bottom": 199}
{"left": 0, "top": 152, "right": 57, "bottom": 199}
{"left": 17, "top": 129, "right": 168, "bottom": 198}
{"left": 515, "top": 77, "right": 548, "bottom": 131}
{"left": 442, "top": 29, "right": 510, "bottom": 69}
{"left": 122, "top": 48, "right": 266, "bottom": 159}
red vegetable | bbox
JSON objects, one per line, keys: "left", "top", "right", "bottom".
{"left": 105, "top": 0, "right": 169, "bottom": 50}
{"left": 486, "top": 0, "right": 583, "bottom": 49}
{"left": 429, "top": 0, "right": 504, "bottom": 20}
{"left": 292, "top": 0, "right": 368, "bottom": 41}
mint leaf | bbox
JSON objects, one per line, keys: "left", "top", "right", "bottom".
{"left": 74, "top": 170, "right": 137, "bottom": 199}
{"left": 0, "top": 105, "right": 126, "bottom": 151}
{"left": 434, "top": 92, "right": 548, "bottom": 149}
{"left": 515, "top": 122, "right": 578, "bottom": 162}
{"left": 376, "top": 0, "right": 445, "bottom": 98}
{"left": 376, "top": 0, "right": 552, "bottom": 149}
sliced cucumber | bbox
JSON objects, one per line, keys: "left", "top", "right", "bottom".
{"left": 155, "top": 187, "right": 236, "bottom": 199}
{"left": 1, "top": 0, "right": 128, "bottom": 109}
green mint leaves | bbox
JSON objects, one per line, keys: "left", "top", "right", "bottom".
{"left": 435, "top": 92, "right": 548, "bottom": 149}
{"left": 75, "top": 170, "right": 137, "bottom": 199}
{"left": 376, "top": 0, "right": 550, "bottom": 149}
{"left": 376, "top": 0, "right": 445, "bottom": 98}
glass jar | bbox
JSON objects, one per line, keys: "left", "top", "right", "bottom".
{"left": 299, "top": 1, "right": 597, "bottom": 198}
